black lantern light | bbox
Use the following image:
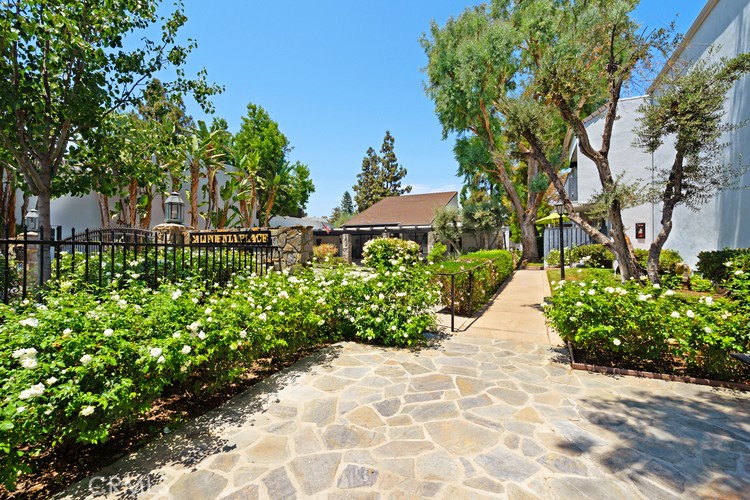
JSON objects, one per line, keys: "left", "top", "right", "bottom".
{"left": 25, "top": 208, "right": 39, "bottom": 233}
{"left": 554, "top": 202, "right": 565, "bottom": 279}
{"left": 164, "top": 192, "right": 185, "bottom": 224}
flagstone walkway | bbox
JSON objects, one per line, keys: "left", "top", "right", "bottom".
{"left": 61, "top": 271, "right": 750, "bottom": 499}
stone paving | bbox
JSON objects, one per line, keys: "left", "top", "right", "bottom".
{"left": 60, "top": 271, "right": 750, "bottom": 499}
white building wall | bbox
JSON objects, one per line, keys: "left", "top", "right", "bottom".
{"left": 574, "top": 0, "right": 750, "bottom": 267}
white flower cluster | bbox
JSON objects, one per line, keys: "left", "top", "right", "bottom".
{"left": 18, "top": 383, "right": 45, "bottom": 400}
{"left": 13, "top": 348, "right": 38, "bottom": 369}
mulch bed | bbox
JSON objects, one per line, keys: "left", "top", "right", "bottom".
{"left": 567, "top": 343, "right": 750, "bottom": 391}
{"left": 2, "top": 344, "right": 328, "bottom": 500}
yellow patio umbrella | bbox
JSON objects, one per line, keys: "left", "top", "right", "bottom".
{"left": 535, "top": 212, "right": 570, "bottom": 225}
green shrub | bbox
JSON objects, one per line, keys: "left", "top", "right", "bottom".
{"left": 0, "top": 264, "right": 438, "bottom": 489}
{"left": 427, "top": 242, "right": 448, "bottom": 264}
{"left": 697, "top": 247, "right": 750, "bottom": 283}
{"left": 431, "top": 250, "right": 514, "bottom": 316}
{"left": 544, "top": 277, "right": 749, "bottom": 382}
{"left": 633, "top": 248, "right": 683, "bottom": 274}
{"left": 690, "top": 276, "right": 714, "bottom": 293}
{"left": 362, "top": 237, "right": 421, "bottom": 269}
{"left": 545, "top": 248, "right": 574, "bottom": 267}
{"left": 722, "top": 252, "right": 750, "bottom": 304}
{"left": 568, "top": 244, "right": 615, "bottom": 268}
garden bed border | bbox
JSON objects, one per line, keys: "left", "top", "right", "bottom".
{"left": 565, "top": 341, "right": 750, "bottom": 392}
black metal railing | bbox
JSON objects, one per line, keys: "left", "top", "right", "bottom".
{"left": 0, "top": 226, "right": 280, "bottom": 303}
{"left": 435, "top": 253, "right": 517, "bottom": 332}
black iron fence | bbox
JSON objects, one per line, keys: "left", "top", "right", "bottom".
{"left": 0, "top": 226, "right": 280, "bottom": 303}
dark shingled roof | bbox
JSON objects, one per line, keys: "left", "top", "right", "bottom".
{"left": 343, "top": 192, "right": 458, "bottom": 227}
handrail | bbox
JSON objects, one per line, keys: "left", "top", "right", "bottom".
{"left": 433, "top": 252, "right": 516, "bottom": 332}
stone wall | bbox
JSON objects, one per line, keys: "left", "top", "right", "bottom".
{"left": 271, "top": 226, "right": 313, "bottom": 269}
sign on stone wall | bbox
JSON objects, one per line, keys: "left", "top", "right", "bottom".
{"left": 189, "top": 230, "right": 272, "bottom": 247}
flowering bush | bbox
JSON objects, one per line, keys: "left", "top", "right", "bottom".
{"left": 568, "top": 244, "right": 615, "bottom": 268}
{"left": 544, "top": 275, "right": 750, "bottom": 382}
{"left": 697, "top": 247, "right": 750, "bottom": 283}
{"left": 0, "top": 264, "right": 437, "bottom": 489}
{"left": 313, "top": 243, "right": 338, "bottom": 259}
{"left": 432, "top": 250, "right": 514, "bottom": 316}
{"left": 362, "top": 237, "right": 421, "bottom": 269}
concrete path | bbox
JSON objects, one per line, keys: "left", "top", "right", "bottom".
{"left": 61, "top": 271, "right": 750, "bottom": 499}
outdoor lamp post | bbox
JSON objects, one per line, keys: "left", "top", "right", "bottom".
{"left": 25, "top": 208, "right": 39, "bottom": 233}
{"left": 164, "top": 192, "right": 185, "bottom": 224}
{"left": 555, "top": 202, "right": 565, "bottom": 280}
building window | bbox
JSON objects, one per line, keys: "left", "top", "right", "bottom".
{"left": 565, "top": 160, "right": 578, "bottom": 202}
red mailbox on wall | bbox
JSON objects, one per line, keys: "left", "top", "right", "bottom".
{"left": 635, "top": 223, "right": 646, "bottom": 239}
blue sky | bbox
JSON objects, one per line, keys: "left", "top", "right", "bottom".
{"left": 175, "top": 1, "right": 706, "bottom": 218}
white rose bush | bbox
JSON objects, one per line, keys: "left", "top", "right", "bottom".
{"left": 543, "top": 262, "right": 750, "bottom": 384}
{"left": 0, "top": 257, "right": 438, "bottom": 489}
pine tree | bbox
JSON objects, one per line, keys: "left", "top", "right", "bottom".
{"left": 353, "top": 147, "right": 381, "bottom": 211}
{"left": 379, "top": 130, "right": 412, "bottom": 196}
{"left": 352, "top": 131, "right": 411, "bottom": 212}
{"left": 341, "top": 191, "right": 354, "bottom": 214}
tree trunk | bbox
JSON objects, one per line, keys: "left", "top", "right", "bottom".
{"left": 36, "top": 184, "right": 52, "bottom": 284}
{"left": 139, "top": 189, "right": 154, "bottom": 229}
{"left": 5, "top": 182, "right": 17, "bottom": 238}
{"left": 97, "top": 193, "right": 110, "bottom": 228}
{"left": 190, "top": 161, "right": 200, "bottom": 229}
{"left": 264, "top": 188, "right": 276, "bottom": 227}
{"left": 519, "top": 217, "right": 539, "bottom": 262}
{"left": 128, "top": 179, "right": 138, "bottom": 228}
{"left": 239, "top": 199, "right": 249, "bottom": 228}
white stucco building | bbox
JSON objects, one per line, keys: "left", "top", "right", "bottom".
{"left": 567, "top": 0, "right": 750, "bottom": 266}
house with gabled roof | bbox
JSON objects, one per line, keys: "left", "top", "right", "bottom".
{"left": 314, "top": 191, "right": 475, "bottom": 261}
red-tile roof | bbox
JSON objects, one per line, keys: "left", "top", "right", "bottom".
{"left": 343, "top": 192, "right": 458, "bottom": 227}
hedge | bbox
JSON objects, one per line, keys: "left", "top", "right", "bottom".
{"left": 431, "top": 250, "right": 514, "bottom": 316}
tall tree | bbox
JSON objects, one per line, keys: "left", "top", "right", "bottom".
{"left": 0, "top": 0, "right": 219, "bottom": 253}
{"left": 379, "top": 131, "right": 412, "bottom": 198}
{"left": 422, "top": 0, "right": 676, "bottom": 278}
{"left": 341, "top": 191, "right": 354, "bottom": 215}
{"left": 353, "top": 147, "right": 381, "bottom": 212}
{"left": 635, "top": 53, "right": 750, "bottom": 283}
{"left": 353, "top": 132, "right": 411, "bottom": 212}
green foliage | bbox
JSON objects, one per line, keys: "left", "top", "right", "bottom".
{"left": 633, "top": 248, "right": 683, "bottom": 275}
{"left": 722, "top": 252, "right": 750, "bottom": 304}
{"left": 544, "top": 277, "right": 750, "bottom": 383}
{"left": 0, "top": 264, "right": 438, "bottom": 489}
{"left": 341, "top": 191, "right": 355, "bottom": 215}
{"left": 544, "top": 248, "right": 572, "bottom": 267}
{"left": 362, "top": 238, "right": 421, "bottom": 270}
{"left": 690, "top": 276, "right": 715, "bottom": 293}
{"left": 431, "top": 250, "right": 514, "bottom": 316}
{"left": 461, "top": 200, "right": 507, "bottom": 247}
{"left": 353, "top": 131, "right": 411, "bottom": 212}
{"left": 568, "top": 244, "right": 615, "bottom": 268}
{"left": 697, "top": 248, "right": 750, "bottom": 283}
{"left": 432, "top": 206, "right": 462, "bottom": 253}
{"left": 427, "top": 242, "right": 448, "bottom": 264}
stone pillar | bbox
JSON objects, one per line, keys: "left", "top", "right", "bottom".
{"left": 152, "top": 223, "right": 191, "bottom": 244}
{"left": 341, "top": 233, "right": 352, "bottom": 264}
{"left": 427, "top": 231, "right": 437, "bottom": 253}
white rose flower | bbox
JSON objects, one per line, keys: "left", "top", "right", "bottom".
{"left": 704, "top": 296, "right": 714, "bottom": 306}
{"left": 670, "top": 311, "right": 680, "bottom": 319}
{"left": 149, "top": 347, "right": 163, "bottom": 358}
{"left": 157, "top": 356, "right": 165, "bottom": 364}
{"left": 198, "top": 331, "right": 206, "bottom": 340}
{"left": 258, "top": 313, "right": 267, "bottom": 321}
{"left": 103, "top": 328, "right": 114, "bottom": 337}
{"left": 205, "top": 307, "right": 213, "bottom": 315}
{"left": 63, "top": 328, "right": 72, "bottom": 336}
{"left": 613, "top": 338, "right": 621, "bottom": 346}
{"left": 240, "top": 330, "right": 247, "bottom": 338}
{"left": 665, "top": 289, "right": 676, "bottom": 296}
{"left": 46, "top": 377, "right": 58, "bottom": 385}
{"left": 704, "top": 326, "right": 713, "bottom": 334}
{"left": 171, "top": 290, "right": 183, "bottom": 300}
{"left": 686, "top": 310, "right": 695, "bottom": 318}
{"left": 181, "top": 345, "right": 192, "bottom": 355}
{"left": 80, "top": 406, "right": 95, "bottom": 416}
{"left": 80, "top": 354, "right": 93, "bottom": 365}
{"left": 172, "top": 332, "right": 181, "bottom": 339}
{"left": 191, "top": 297, "right": 199, "bottom": 304}
{"left": 19, "top": 318, "right": 39, "bottom": 328}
